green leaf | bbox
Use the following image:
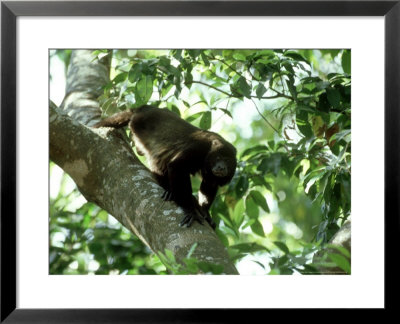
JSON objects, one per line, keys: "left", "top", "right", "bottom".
{"left": 282, "top": 61, "right": 294, "bottom": 74}
{"left": 229, "top": 242, "right": 269, "bottom": 254}
{"left": 277, "top": 255, "right": 289, "bottom": 267}
{"left": 160, "top": 82, "right": 173, "bottom": 98}
{"left": 197, "top": 261, "right": 224, "bottom": 274}
{"left": 286, "top": 75, "right": 297, "bottom": 99}
{"left": 222, "top": 49, "right": 233, "bottom": 58}
{"left": 186, "top": 243, "right": 198, "bottom": 258}
{"left": 257, "top": 154, "right": 282, "bottom": 176}
{"left": 255, "top": 83, "right": 267, "bottom": 99}
{"left": 128, "top": 63, "right": 142, "bottom": 83}
{"left": 284, "top": 51, "right": 310, "bottom": 65}
{"left": 328, "top": 253, "right": 351, "bottom": 274}
{"left": 172, "top": 50, "right": 182, "bottom": 61}
{"left": 232, "top": 200, "right": 245, "bottom": 228}
{"left": 185, "top": 112, "right": 203, "bottom": 123}
{"left": 330, "top": 129, "right": 351, "bottom": 143}
{"left": 251, "top": 176, "right": 272, "bottom": 192}
{"left": 341, "top": 50, "right": 351, "bottom": 74}
{"left": 250, "top": 220, "right": 265, "bottom": 237}
{"left": 318, "top": 172, "right": 331, "bottom": 197}
{"left": 299, "top": 264, "right": 319, "bottom": 274}
{"left": 255, "top": 49, "right": 275, "bottom": 58}
{"left": 301, "top": 76, "right": 323, "bottom": 84}
{"left": 167, "top": 104, "right": 181, "bottom": 116}
{"left": 235, "top": 175, "right": 249, "bottom": 199}
{"left": 273, "top": 241, "right": 290, "bottom": 254}
{"left": 237, "top": 77, "right": 251, "bottom": 98}
{"left": 326, "top": 88, "right": 341, "bottom": 109}
{"left": 184, "top": 71, "right": 193, "bottom": 87}
{"left": 304, "top": 170, "right": 326, "bottom": 194}
{"left": 321, "top": 49, "right": 340, "bottom": 59}
{"left": 187, "top": 49, "right": 201, "bottom": 59}
{"left": 112, "top": 72, "right": 127, "bottom": 85}
{"left": 249, "top": 190, "right": 270, "bottom": 213}
{"left": 217, "top": 213, "right": 235, "bottom": 232}
{"left": 242, "top": 219, "right": 255, "bottom": 229}
{"left": 245, "top": 196, "right": 259, "bottom": 219}
{"left": 199, "top": 111, "right": 212, "bottom": 130}
{"left": 218, "top": 108, "right": 233, "bottom": 118}
{"left": 241, "top": 145, "right": 269, "bottom": 158}
{"left": 159, "top": 56, "right": 171, "bottom": 68}
{"left": 252, "top": 260, "right": 266, "bottom": 270}
{"left": 232, "top": 52, "right": 246, "bottom": 61}
{"left": 164, "top": 249, "right": 176, "bottom": 263}
{"left": 135, "top": 75, "right": 153, "bottom": 105}
{"left": 97, "top": 210, "right": 108, "bottom": 222}
{"left": 296, "top": 110, "right": 313, "bottom": 138}
{"left": 268, "top": 269, "right": 280, "bottom": 275}
{"left": 326, "top": 244, "right": 351, "bottom": 258}
{"left": 166, "top": 65, "right": 181, "bottom": 78}
{"left": 201, "top": 52, "right": 210, "bottom": 66}
{"left": 215, "top": 228, "right": 229, "bottom": 247}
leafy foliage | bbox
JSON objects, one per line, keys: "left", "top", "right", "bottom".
{"left": 50, "top": 49, "right": 351, "bottom": 275}
{"left": 157, "top": 244, "right": 225, "bottom": 275}
{"left": 49, "top": 164, "right": 167, "bottom": 275}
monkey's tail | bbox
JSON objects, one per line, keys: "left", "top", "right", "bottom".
{"left": 93, "top": 109, "right": 134, "bottom": 128}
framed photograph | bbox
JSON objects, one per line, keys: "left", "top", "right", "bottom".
{"left": 1, "top": 0, "right": 398, "bottom": 321}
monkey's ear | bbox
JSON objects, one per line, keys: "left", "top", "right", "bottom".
{"left": 211, "top": 139, "right": 223, "bottom": 149}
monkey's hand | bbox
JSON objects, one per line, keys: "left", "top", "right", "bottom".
{"left": 161, "top": 191, "right": 204, "bottom": 227}
{"left": 180, "top": 197, "right": 216, "bottom": 229}
{"left": 179, "top": 208, "right": 205, "bottom": 228}
{"left": 196, "top": 205, "right": 216, "bottom": 229}
{"left": 161, "top": 190, "right": 173, "bottom": 201}
{"left": 161, "top": 192, "right": 215, "bottom": 228}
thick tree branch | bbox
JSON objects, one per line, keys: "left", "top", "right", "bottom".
{"left": 313, "top": 221, "right": 351, "bottom": 274}
{"left": 50, "top": 50, "right": 238, "bottom": 274}
{"left": 60, "top": 50, "right": 109, "bottom": 126}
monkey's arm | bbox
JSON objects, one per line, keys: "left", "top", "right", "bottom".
{"left": 164, "top": 159, "right": 205, "bottom": 227}
{"left": 196, "top": 181, "right": 218, "bottom": 229}
{"left": 199, "top": 180, "right": 218, "bottom": 211}
{"left": 93, "top": 110, "right": 134, "bottom": 128}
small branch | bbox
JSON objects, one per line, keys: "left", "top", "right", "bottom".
{"left": 250, "top": 99, "right": 279, "bottom": 135}
{"left": 187, "top": 80, "right": 289, "bottom": 101}
{"left": 209, "top": 55, "right": 252, "bottom": 82}
{"left": 269, "top": 87, "right": 293, "bottom": 100}
{"left": 188, "top": 80, "right": 234, "bottom": 98}
{"left": 250, "top": 99, "right": 294, "bottom": 154}
{"left": 207, "top": 54, "right": 294, "bottom": 101}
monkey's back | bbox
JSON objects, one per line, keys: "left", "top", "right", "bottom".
{"left": 129, "top": 106, "right": 211, "bottom": 175}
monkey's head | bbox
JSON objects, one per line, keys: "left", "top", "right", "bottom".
{"left": 203, "top": 139, "right": 237, "bottom": 185}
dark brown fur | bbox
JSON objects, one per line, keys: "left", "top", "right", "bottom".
{"left": 94, "top": 105, "right": 237, "bottom": 228}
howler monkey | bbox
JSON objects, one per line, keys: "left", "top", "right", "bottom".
{"left": 94, "top": 105, "right": 237, "bottom": 229}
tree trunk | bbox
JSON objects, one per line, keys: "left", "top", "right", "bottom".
{"left": 49, "top": 50, "right": 238, "bottom": 274}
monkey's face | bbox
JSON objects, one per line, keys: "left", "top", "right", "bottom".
{"left": 211, "top": 159, "right": 229, "bottom": 177}
{"left": 205, "top": 152, "right": 236, "bottom": 186}
{"left": 202, "top": 138, "right": 237, "bottom": 185}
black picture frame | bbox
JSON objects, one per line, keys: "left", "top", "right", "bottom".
{"left": 1, "top": 0, "right": 398, "bottom": 321}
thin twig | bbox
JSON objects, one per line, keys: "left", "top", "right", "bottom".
{"left": 187, "top": 80, "right": 289, "bottom": 100}
{"left": 250, "top": 99, "right": 293, "bottom": 153}
{"left": 188, "top": 80, "right": 233, "bottom": 97}
{"left": 250, "top": 99, "right": 279, "bottom": 135}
